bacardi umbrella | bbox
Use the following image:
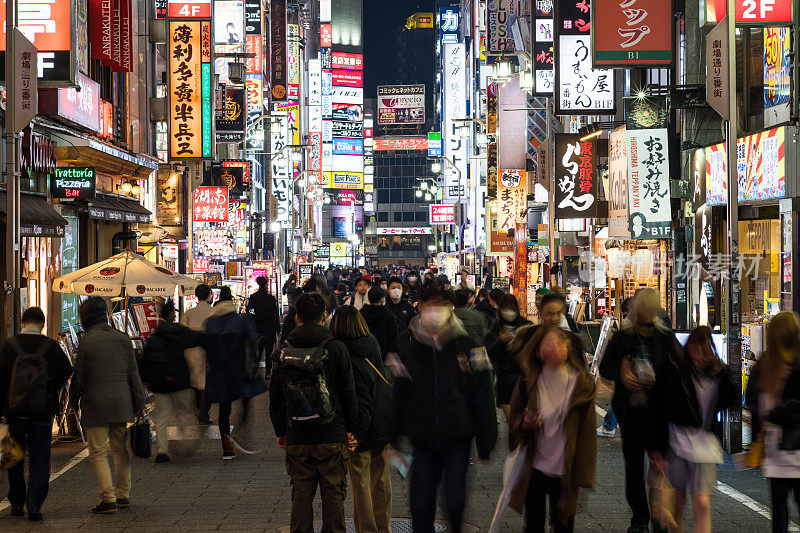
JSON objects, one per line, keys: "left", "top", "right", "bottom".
{"left": 52, "top": 251, "right": 197, "bottom": 297}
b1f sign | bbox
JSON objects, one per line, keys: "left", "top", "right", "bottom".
{"left": 704, "top": 0, "right": 793, "bottom": 24}
{"left": 168, "top": 0, "right": 211, "bottom": 16}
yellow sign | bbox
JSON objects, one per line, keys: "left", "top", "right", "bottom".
{"left": 405, "top": 12, "right": 434, "bottom": 29}
{"left": 738, "top": 219, "right": 780, "bottom": 254}
{"left": 330, "top": 242, "right": 348, "bottom": 257}
{"left": 364, "top": 183, "right": 374, "bottom": 193}
{"left": 324, "top": 171, "right": 363, "bottom": 190}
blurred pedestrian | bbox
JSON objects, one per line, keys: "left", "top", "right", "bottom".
{"left": 385, "top": 277, "right": 415, "bottom": 331}
{"left": 0, "top": 307, "right": 73, "bottom": 521}
{"left": 70, "top": 297, "right": 145, "bottom": 514}
{"left": 283, "top": 274, "right": 301, "bottom": 310}
{"left": 359, "top": 287, "right": 399, "bottom": 359}
{"left": 331, "top": 306, "right": 394, "bottom": 533}
{"left": 486, "top": 293, "right": 532, "bottom": 420}
{"left": 474, "top": 288, "right": 496, "bottom": 320}
{"left": 246, "top": 276, "right": 281, "bottom": 360}
{"left": 181, "top": 284, "right": 214, "bottom": 424}
{"left": 454, "top": 288, "right": 489, "bottom": 347}
{"left": 746, "top": 311, "right": 800, "bottom": 533}
{"left": 508, "top": 326, "right": 596, "bottom": 532}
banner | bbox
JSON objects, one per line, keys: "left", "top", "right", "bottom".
{"left": 608, "top": 127, "right": 630, "bottom": 238}
{"left": 430, "top": 204, "right": 455, "bottom": 225}
{"left": 193, "top": 186, "right": 228, "bottom": 222}
{"left": 497, "top": 169, "right": 527, "bottom": 235}
{"left": 592, "top": 0, "right": 672, "bottom": 67}
{"left": 270, "top": 115, "right": 291, "bottom": 227}
{"left": 626, "top": 128, "right": 671, "bottom": 239}
{"left": 487, "top": 0, "right": 517, "bottom": 52}
{"left": 443, "top": 43, "right": 467, "bottom": 200}
{"left": 554, "top": 134, "right": 598, "bottom": 219}
{"left": 269, "top": 0, "right": 286, "bottom": 100}
{"left": 377, "top": 85, "right": 425, "bottom": 125}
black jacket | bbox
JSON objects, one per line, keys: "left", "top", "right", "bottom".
{"left": 746, "top": 358, "right": 800, "bottom": 438}
{"left": 394, "top": 317, "right": 498, "bottom": 459}
{"left": 141, "top": 322, "right": 206, "bottom": 394}
{"left": 486, "top": 315, "right": 531, "bottom": 388}
{"left": 360, "top": 304, "right": 399, "bottom": 359}
{"left": 475, "top": 299, "right": 497, "bottom": 323}
{"left": 246, "top": 288, "right": 280, "bottom": 341}
{"left": 269, "top": 324, "right": 358, "bottom": 445}
{"left": 385, "top": 298, "right": 416, "bottom": 331}
{"left": 0, "top": 334, "right": 73, "bottom": 418}
{"left": 279, "top": 308, "right": 297, "bottom": 344}
{"left": 341, "top": 334, "right": 395, "bottom": 450}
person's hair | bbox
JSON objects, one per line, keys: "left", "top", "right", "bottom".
{"left": 418, "top": 287, "right": 455, "bottom": 306}
{"left": 295, "top": 292, "right": 327, "bottom": 324}
{"left": 621, "top": 296, "right": 634, "bottom": 317}
{"left": 79, "top": 296, "right": 108, "bottom": 329}
{"left": 518, "top": 325, "right": 571, "bottom": 372}
{"left": 354, "top": 276, "right": 372, "bottom": 288}
{"left": 498, "top": 293, "right": 520, "bottom": 312}
{"left": 368, "top": 286, "right": 386, "bottom": 305}
{"left": 217, "top": 286, "right": 233, "bottom": 303}
{"left": 301, "top": 278, "right": 318, "bottom": 293}
{"left": 550, "top": 286, "right": 566, "bottom": 298}
{"left": 330, "top": 305, "right": 370, "bottom": 340}
{"left": 21, "top": 306, "right": 45, "bottom": 326}
{"left": 629, "top": 287, "right": 668, "bottom": 332}
{"left": 477, "top": 288, "right": 489, "bottom": 300}
{"left": 535, "top": 287, "right": 551, "bottom": 296}
{"left": 683, "top": 326, "right": 722, "bottom": 377}
{"left": 160, "top": 299, "right": 175, "bottom": 320}
{"left": 454, "top": 288, "right": 474, "bottom": 307}
{"left": 287, "top": 274, "right": 297, "bottom": 283}
{"left": 388, "top": 276, "right": 404, "bottom": 288}
{"left": 195, "top": 284, "right": 211, "bottom": 301}
{"left": 256, "top": 276, "right": 268, "bottom": 288}
{"left": 759, "top": 311, "right": 800, "bottom": 395}
{"left": 540, "top": 293, "right": 567, "bottom": 315}
{"left": 488, "top": 288, "right": 505, "bottom": 302}
{"left": 336, "top": 283, "right": 348, "bottom": 292}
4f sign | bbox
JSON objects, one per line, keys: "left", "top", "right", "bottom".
{"left": 705, "top": 0, "right": 792, "bottom": 24}
{"left": 168, "top": 0, "right": 210, "bottom": 17}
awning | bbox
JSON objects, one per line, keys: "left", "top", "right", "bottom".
{"left": 53, "top": 135, "right": 159, "bottom": 180}
{"left": 0, "top": 191, "right": 68, "bottom": 237}
{"left": 70, "top": 193, "right": 151, "bottom": 224}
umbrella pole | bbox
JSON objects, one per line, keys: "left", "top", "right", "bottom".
{"left": 124, "top": 293, "right": 129, "bottom": 335}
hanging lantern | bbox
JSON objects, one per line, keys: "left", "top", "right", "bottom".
{"left": 632, "top": 248, "right": 654, "bottom": 284}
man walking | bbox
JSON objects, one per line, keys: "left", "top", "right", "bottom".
{"left": 246, "top": 276, "right": 281, "bottom": 361}
{"left": 345, "top": 277, "right": 371, "bottom": 310}
{"left": 385, "top": 277, "right": 415, "bottom": 330}
{"left": 181, "top": 284, "right": 214, "bottom": 424}
{"left": 0, "top": 307, "right": 73, "bottom": 521}
{"left": 359, "top": 287, "right": 399, "bottom": 359}
{"left": 269, "top": 292, "right": 358, "bottom": 533}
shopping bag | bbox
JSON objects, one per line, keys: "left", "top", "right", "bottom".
{"left": 129, "top": 416, "right": 152, "bottom": 459}
{"left": 0, "top": 423, "right": 24, "bottom": 470}
{"left": 489, "top": 445, "right": 530, "bottom": 533}
{"left": 733, "top": 438, "right": 764, "bottom": 470}
{"left": 649, "top": 470, "right": 677, "bottom": 529}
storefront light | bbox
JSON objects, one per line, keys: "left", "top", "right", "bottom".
{"left": 269, "top": 221, "right": 281, "bottom": 233}
{"left": 476, "top": 132, "right": 487, "bottom": 148}
{"left": 425, "top": 193, "right": 432, "bottom": 201}
{"left": 416, "top": 189, "right": 423, "bottom": 198}
{"left": 494, "top": 58, "right": 512, "bottom": 79}
{"left": 519, "top": 69, "right": 534, "bottom": 90}
{"left": 173, "top": 215, "right": 181, "bottom": 224}
{"left": 420, "top": 181, "right": 428, "bottom": 190}
{"left": 291, "top": 150, "right": 302, "bottom": 163}
{"left": 121, "top": 181, "right": 132, "bottom": 194}
{"left": 131, "top": 184, "right": 141, "bottom": 196}
{"left": 458, "top": 123, "right": 470, "bottom": 139}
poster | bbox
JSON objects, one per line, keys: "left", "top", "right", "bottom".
{"left": 213, "top": 0, "right": 244, "bottom": 44}
{"left": 497, "top": 169, "right": 527, "bottom": 235}
{"left": 764, "top": 27, "right": 790, "bottom": 108}
{"left": 377, "top": 85, "right": 425, "bottom": 125}
{"left": 554, "top": 134, "right": 598, "bottom": 219}
{"left": 156, "top": 166, "right": 182, "bottom": 225}
{"left": 626, "top": 128, "right": 671, "bottom": 238}
{"left": 194, "top": 229, "right": 235, "bottom": 258}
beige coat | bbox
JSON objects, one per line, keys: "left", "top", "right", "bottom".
{"left": 181, "top": 301, "right": 213, "bottom": 389}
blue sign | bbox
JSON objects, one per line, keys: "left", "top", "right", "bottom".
{"left": 428, "top": 132, "right": 442, "bottom": 157}
{"left": 333, "top": 137, "right": 364, "bottom": 156}
{"left": 439, "top": 5, "right": 460, "bottom": 43}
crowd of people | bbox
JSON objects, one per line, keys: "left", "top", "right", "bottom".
{"left": 2, "top": 264, "right": 800, "bottom": 533}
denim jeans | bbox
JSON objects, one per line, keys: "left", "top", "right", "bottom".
{"left": 410, "top": 440, "right": 472, "bottom": 533}
{"left": 7, "top": 415, "right": 54, "bottom": 513}
{"left": 603, "top": 408, "right": 617, "bottom": 431}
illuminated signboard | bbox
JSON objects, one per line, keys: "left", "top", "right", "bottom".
{"left": 429, "top": 204, "right": 455, "bottom": 225}
{"left": 50, "top": 167, "right": 96, "bottom": 199}
{"left": 592, "top": 0, "right": 672, "bottom": 67}
{"left": 704, "top": 0, "right": 793, "bottom": 24}
{"left": 168, "top": 19, "right": 213, "bottom": 160}
{"left": 192, "top": 186, "right": 228, "bottom": 222}
{"left": 331, "top": 52, "right": 363, "bottom": 71}
{"left": 497, "top": 169, "right": 526, "bottom": 235}
{"left": 377, "top": 227, "right": 432, "bottom": 235}
{"left": 377, "top": 85, "right": 425, "bottom": 125}
{"left": 324, "top": 171, "right": 363, "bottom": 190}
{"left": 168, "top": 0, "right": 210, "bottom": 17}
{"left": 214, "top": 0, "right": 244, "bottom": 45}
{"left": 373, "top": 137, "right": 428, "bottom": 151}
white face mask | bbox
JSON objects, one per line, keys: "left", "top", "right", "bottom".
{"left": 500, "top": 309, "right": 518, "bottom": 322}
{"left": 421, "top": 307, "right": 451, "bottom": 331}
{"left": 390, "top": 288, "right": 403, "bottom": 299}
{"left": 380, "top": 284, "right": 388, "bottom": 290}
{"left": 408, "top": 276, "right": 418, "bottom": 283}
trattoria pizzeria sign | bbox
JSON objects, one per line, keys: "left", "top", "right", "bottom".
{"left": 50, "top": 167, "right": 96, "bottom": 199}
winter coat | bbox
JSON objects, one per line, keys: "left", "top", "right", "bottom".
{"left": 508, "top": 347, "right": 596, "bottom": 522}
{"left": 359, "top": 304, "right": 399, "bottom": 358}
{"left": 282, "top": 281, "right": 301, "bottom": 309}
{"left": 69, "top": 324, "right": 145, "bottom": 426}
{"left": 341, "top": 334, "right": 396, "bottom": 450}
{"left": 746, "top": 358, "right": 800, "bottom": 444}
{"left": 486, "top": 314, "right": 532, "bottom": 403}
{"left": 385, "top": 298, "right": 416, "bottom": 331}
{"left": 474, "top": 299, "right": 497, "bottom": 323}
{"left": 269, "top": 323, "right": 358, "bottom": 445}
{"left": 181, "top": 300, "right": 214, "bottom": 389}
{"left": 454, "top": 306, "right": 490, "bottom": 347}
{"left": 204, "top": 301, "right": 259, "bottom": 404}
{"left": 394, "top": 316, "right": 498, "bottom": 459}
{"left": 246, "top": 287, "right": 281, "bottom": 344}
{"left": 140, "top": 322, "right": 206, "bottom": 394}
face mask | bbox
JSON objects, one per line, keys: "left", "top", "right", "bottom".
{"left": 380, "top": 284, "right": 388, "bottom": 290}
{"left": 421, "top": 307, "right": 451, "bottom": 331}
{"left": 390, "top": 288, "right": 403, "bottom": 299}
{"left": 501, "top": 309, "right": 518, "bottom": 322}
{"left": 408, "top": 276, "right": 417, "bottom": 283}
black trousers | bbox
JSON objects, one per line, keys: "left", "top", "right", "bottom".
{"left": 525, "top": 469, "right": 574, "bottom": 533}
{"left": 194, "top": 388, "right": 211, "bottom": 422}
{"left": 409, "top": 440, "right": 471, "bottom": 533}
{"left": 770, "top": 477, "right": 800, "bottom": 533}
{"left": 619, "top": 411, "right": 651, "bottom": 529}
{"left": 217, "top": 397, "right": 251, "bottom": 447}
{"left": 7, "top": 416, "right": 53, "bottom": 513}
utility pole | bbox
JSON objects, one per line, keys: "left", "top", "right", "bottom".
{"left": 4, "top": 0, "right": 18, "bottom": 338}
{"left": 546, "top": 101, "right": 555, "bottom": 288}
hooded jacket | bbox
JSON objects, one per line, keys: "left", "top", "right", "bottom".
{"left": 140, "top": 321, "right": 206, "bottom": 394}
{"left": 341, "top": 334, "right": 396, "bottom": 450}
{"left": 394, "top": 315, "right": 498, "bottom": 459}
{"left": 385, "top": 298, "right": 416, "bottom": 331}
{"left": 508, "top": 343, "right": 596, "bottom": 523}
{"left": 486, "top": 314, "right": 532, "bottom": 401}
{"left": 359, "top": 303, "right": 399, "bottom": 358}
{"left": 204, "top": 301, "right": 259, "bottom": 404}
{"left": 269, "top": 323, "right": 358, "bottom": 445}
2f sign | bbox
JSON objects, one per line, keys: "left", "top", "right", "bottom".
{"left": 737, "top": 0, "right": 791, "bottom": 22}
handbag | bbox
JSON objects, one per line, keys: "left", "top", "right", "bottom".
{"left": 0, "top": 423, "right": 24, "bottom": 470}
{"left": 129, "top": 416, "right": 152, "bottom": 459}
{"left": 649, "top": 470, "right": 677, "bottom": 529}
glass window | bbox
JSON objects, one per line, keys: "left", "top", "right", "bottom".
{"left": 394, "top": 212, "right": 402, "bottom": 222}
{"left": 415, "top": 211, "right": 428, "bottom": 222}
{"left": 403, "top": 211, "right": 414, "bottom": 221}
{"left": 377, "top": 212, "right": 388, "bottom": 222}
{"left": 402, "top": 189, "right": 414, "bottom": 202}
{"left": 377, "top": 190, "right": 389, "bottom": 203}
{"left": 390, "top": 189, "right": 401, "bottom": 202}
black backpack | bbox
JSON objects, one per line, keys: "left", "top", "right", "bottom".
{"left": 276, "top": 340, "right": 335, "bottom": 429}
{"left": 7, "top": 337, "right": 51, "bottom": 416}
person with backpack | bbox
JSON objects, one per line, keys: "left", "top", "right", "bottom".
{"left": 269, "top": 292, "right": 358, "bottom": 533}
{"left": 140, "top": 300, "right": 207, "bottom": 463}
{"left": 330, "top": 305, "right": 395, "bottom": 533}
{"left": 0, "top": 307, "right": 73, "bottom": 522}
{"left": 69, "top": 296, "right": 146, "bottom": 515}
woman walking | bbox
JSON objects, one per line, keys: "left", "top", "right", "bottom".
{"left": 330, "top": 305, "right": 394, "bottom": 533}
{"left": 746, "top": 312, "right": 800, "bottom": 533}
{"left": 487, "top": 293, "right": 532, "bottom": 420}
{"left": 649, "top": 326, "right": 737, "bottom": 533}
{"left": 508, "top": 326, "right": 596, "bottom": 533}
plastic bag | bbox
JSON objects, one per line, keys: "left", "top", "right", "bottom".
{"left": 649, "top": 470, "right": 677, "bottom": 529}
{"left": 0, "top": 423, "right": 24, "bottom": 470}
{"left": 489, "top": 445, "right": 529, "bottom": 533}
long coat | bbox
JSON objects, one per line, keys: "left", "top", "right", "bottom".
{"left": 204, "top": 301, "right": 259, "bottom": 404}
{"left": 181, "top": 300, "right": 214, "bottom": 389}
{"left": 69, "top": 324, "right": 146, "bottom": 426}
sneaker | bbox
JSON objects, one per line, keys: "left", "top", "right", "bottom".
{"left": 91, "top": 501, "right": 118, "bottom": 514}
{"left": 10, "top": 507, "right": 24, "bottom": 517}
{"left": 597, "top": 426, "right": 617, "bottom": 438}
{"left": 27, "top": 511, "right": 43, "bottom": 522}
{"left": 222, "top": 450, "right": 236, "bottom": 460}
{"left": 116, "top": 498, "right": 130, "bottom": 508}
{"left": 155, "top": 453, "right": 170, "bottom": 463}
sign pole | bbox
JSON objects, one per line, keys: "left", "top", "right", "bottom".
{"left": 4, "top": 0, "right": 19, "bottom": 338}
{"left": 547, "top": 100, "right": 555, "bottom": 287}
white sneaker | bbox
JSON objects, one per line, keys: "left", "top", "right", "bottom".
{"left": 596, "top": 426, "right": 617, "bottom": 438}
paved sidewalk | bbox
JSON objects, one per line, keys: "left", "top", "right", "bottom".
{"left": 0, "top": 385, "right": 786, "bottom": 532}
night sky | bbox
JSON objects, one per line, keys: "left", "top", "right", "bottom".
{"left": 364, "top": 0, "right": 434, "bottom": 96}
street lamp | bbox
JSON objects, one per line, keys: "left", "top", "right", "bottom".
{"left": 415, "top": 189, "right": 423, "bottom": 198}
{"left": 269, "top": 221, "right": 281, "bottom": 233}
{"left": 430, "top": 161, "right": 442, "bottom": 174}
{"left": 493, "top": 57, "right": 512, "bottom": 79}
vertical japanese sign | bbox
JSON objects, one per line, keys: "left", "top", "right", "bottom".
{"left": 442, "top": 42, "right": 467, "bottom": 200}
{"left": 287, "top": 23, "right": 300, "bottom": 100}
{"left": 626, "top": 128, "right": 671, "bottom": 239}
{"left": 533, "top": 3, "right": 554, "bottom": 96}
{"left": 487, "top": 141, "right": 498, "bottom": 198}
{"left": 13, "top": 30, "right": 37, "bottom": 133}
{"left": 609, "top": 126, "right": 630, "bottom": 238}
{"left": 270, "top": 115, "right": 291, "bottom": 227}
{"left": 591, "top": 0, "right": 672, "bottom": 67}
{"left": 192, "top": 186, "right": 229, "bottom": 222}
{"left": 554, "top": 134, "right": 597, "bottom": 219}
{"left": 705, "top": 17, "right": 730, "bottom": 120}
{"left": 764, "top": 27, "right": 790, "bottom": 108}
{"left": 270, "top": 0, "right": 287, "bottom": 101}
{"left": 168, "top": 19, "right": 213, "bottom": 160}
{"left": 497, "top": 169, "right": 527, "bottom": 235}
{"left": 215, "top": 86, "right": 246, "bottom": 142}
{"left": 514, "top": 221, "right": 527, "bottom": 318}
{"left": 487, "top": 0, "right": 518, "bottom": 52}
{"left": 555, "top": 0, "right": 615, "bottom": 114}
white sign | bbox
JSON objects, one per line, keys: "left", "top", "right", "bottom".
{"left": 13, "top": 29, "right": 37, "bottom": 133}
{"left": 705, "top": 16, "right": 730, "bottom": 121}
{"left": 332, "top": 154, "right": 364, "bottom": 173}
{"left": 377, "top": 227, "right": 432, "bottom": 235}
{"left": 608, "top": 127, "right": 631, "bottom": 238}
{"left": 270, "top": 115, "right": 291, "bottom": 228}
{"left": 626, "top": 128, "right": 671, "bottom": 239}
{"left": 443, "top": 42, "right": 468, "bottom": 201}
{"left": 214, "top": 0, "right": 245, "bottom": 44}
{"left": 331, "top": 87, "right": 363, "bottom": 105}
{"left": 308, "top": 58, "right": 322, "bottom": 106}
{"left": 557, "top": 35, "right": 615, "bottom": 113}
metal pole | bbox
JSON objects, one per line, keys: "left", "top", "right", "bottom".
{"left": 4, "top": 0, "right": 18, "bottom": 338}
{"left": 724, "top": 1, "right": 743, "bottom": 454}
{"left": 546, "top": 100, "right": 555, "bottom": 288}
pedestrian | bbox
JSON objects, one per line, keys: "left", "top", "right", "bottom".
{"left": 69, "top": 296, "right": 145, "bottom": 514}
{"left": 345, "top": 276, "right": 372, "bottom": 310}
{"left": 0, "top": 307, "right": 73, "bottom": 521}
{"left": 140, "top": 299, "right": 206, "bottom": 463}
{"left": 246, "top": 276, "right": 281, "bottom": 360}
{"left": 280, "top": 278, "right": 325, "bottom": 343}
{"left": 359, "top": 287, "right": 399, "bottom": 359}
{"left": 283, "top": 274, "right": 301, "bottom": 310}
{"left": 404, "top": 271, "right": 422, "bottom": 302}
{"left": 508, "top": 326, "right": 596, "bottom": 532}
{"left": 453, "top": 288, "right": 489, "bottom": 347}
{"left": 599, "top": 288, "right": 677, "bottom": 533}
{"left": 181, "top": 284, "right": 215, "bottom": 424}
{"left": 474, "top": 287, "right": 496, "bottom": 320}
{"left": 745, "top": 311, "right": 800, "bottom": 533}
{"left": 269, "top": 292, "right": 358, "bottom": 533}
{"left": 533, "top": 287, "right": 551, "bottom": 323}
{"left": 385, "top": 277, "right": 415, "bottom": 330}
{"left": 598, "top": 296, "right": 634, "bottom": 438}
{"left": 486, "top": 293, "right": 532, "bottom": 420}
{"left": 204, "top": 286, "right": 260, "bottom": 459}
{"left": 649, "top": 326, "right": 737, "bottom": 533}
{"left": 330, "top": 306, "right": 394, "bottom": 533}
{"left": 393, "top": 288, "right": 498, "bottom": 533}
{"left": 458, "top": 268, "right": 473, "bottom": 290}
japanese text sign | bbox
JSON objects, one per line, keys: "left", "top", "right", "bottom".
{"left": 487, "top": 0, "right": 518, "bottom": 52}
{"left": 706, "top": 17, "right": 730, "bottom": 120}
{"left": 764, "top": 27, "right": 790, "bottom": 108}
{"left": 592, "top": 0, "right": 672, "bottom": 67}
{"left": 193, "top": 186, "right": 228, "bottom": 222}
{"left": 609, "top": 126, "right": 631, "bottom": 237}
{"left": 554, "top": 134, "right": 598, "bottom": 219}
{"left": 429, "top": 204, "right": 455, "bottom": 225}
{"left": 497, "top": 169, "right": 527, "bottom": 235}
{"left": 270, "top": 0, "right": 286, "bottom": 100}
{"left": 377, "top": 85, "right": 425, "bottom": 125}
{"left": 626, "top": 128, "right": 671, "bottom": 238}
{"left": 373, "top": 138, "right": 428, "bottom": 151}
{"left": 704, "top": 0, "right": 793, "bottom": 24}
